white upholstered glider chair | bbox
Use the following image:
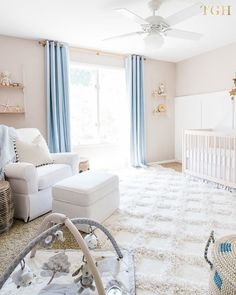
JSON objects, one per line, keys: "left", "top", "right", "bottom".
{"left": 4, "top": 128, "right": 79, "bottom": 222}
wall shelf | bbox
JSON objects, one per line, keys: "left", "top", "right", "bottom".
{"left": 152, "top": 92, "right": 167, "bottom": 98}
{"left": 0, "top": 84, "right": 24, "bottom": 89}
{"left": 0, "top": 111, "right": 25, "bottom": 114}
{"left": 0, "top": 75, "right": 25, "bottom": 114}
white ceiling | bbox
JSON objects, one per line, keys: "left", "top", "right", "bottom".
{"left": 0, "top": 0, "right": 235, "bottom": 62}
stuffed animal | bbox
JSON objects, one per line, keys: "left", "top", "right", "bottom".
{"left": 158, "top": 83, "right": 165, "bottom": 95}
{"left": 41, "top": 230, "right": 65, "bottom": 248}
{"left": 157, "top": 104, "right": 167, "bottom": 113}
{"left": 11, "top": 262, "right": 34, "bottom": 288}
{"left": 72, "top": 262, "right": 95, "bottom": 293}
{"left": 55, "top": 230, "right": 65, "bottom": 242}
{"left": 0, "top": 71, "right": 11, "bottom": 86}
{"left": 84, "top": 233, "right": 98, "bottom": 250}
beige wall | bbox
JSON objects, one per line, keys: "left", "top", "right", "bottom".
{"left": 70, "top": 47, "right": 124, "bottom": 67}
{"left": 176, "top": 42, "right": 236, "bottom": 97}
{"left": 0, "top": 35, "right": 46, "bottom": 137}
{"left": 145, "top": 59, "right": 176, "bottom": 163}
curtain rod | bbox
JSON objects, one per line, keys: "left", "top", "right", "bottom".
{"left": 70, "top": 47, "right": 147, "bottom": 60}
{"left": 70, "top": 46, "right": 126, "bottom": 59}
{"left": 38, "top": 40, "right": 64, "bottom": 47}
{"left": 38, "top": 40, "right": 146, "bottom": 60}
{"left": 39, "top": 40, "right": 46, "bottom": 46}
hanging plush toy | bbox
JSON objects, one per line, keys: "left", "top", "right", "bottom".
{"left": 84, "top": 232, "right": 98, "bottom": 250}
{"left": 11, "top": 260, "right": 34, "bottom": 288}
{"left": 41, "top": 230, "right": 65, "bottom": 248}
{"left": 72, "top": 260, "right": 95, "bottom": 293}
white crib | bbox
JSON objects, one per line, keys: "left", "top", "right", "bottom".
{"left": 183, "top": 129, "right": 236, "bottom": 189}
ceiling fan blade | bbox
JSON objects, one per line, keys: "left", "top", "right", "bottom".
{"left": 102, "top": 31, "right": 145, "bottom": 42}
{"left": 166, "top": 2, "right": 202, "bottom": 26}
{"left": 167, "top": 29, "right": 203, "bottom": 40}
{"left": 116, "top": 8, "right": 149, "bottom": 25}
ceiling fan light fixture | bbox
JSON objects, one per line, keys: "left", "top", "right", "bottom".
{"left": 144, "top": 32, "right": 164, "bottom": 49}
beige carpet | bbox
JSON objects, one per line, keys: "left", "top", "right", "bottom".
{"left": 0, "top": 216, "right": 44, "bottom": 275}
{"left": 0, "top": 216, "right": 81, "bottom": 276}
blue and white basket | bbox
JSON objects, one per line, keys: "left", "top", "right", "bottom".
{"left": 205, "top": 231, "right": 236, "bottom": 294}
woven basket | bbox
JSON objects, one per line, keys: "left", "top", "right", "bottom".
{"left": 0, "top": 181, "right": 14, "bottom": 233}
{"left": 205, "top": 231, "right": 236, "bottom": 294}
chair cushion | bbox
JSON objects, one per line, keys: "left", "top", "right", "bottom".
{"left": 37, "top": 164, "right": 72, "bottom": 190}
{"left": 16, "top": 128, "right": 41, "bottom": 143}
{"left": 52, "top": 171, "right": 119, "bottom": 207}
{"left": 15, "top": 137, "right": 54, "bottom": 167}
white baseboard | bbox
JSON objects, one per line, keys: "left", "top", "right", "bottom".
{"left": 148, "top": 159, "right": 178, "bottom": 165}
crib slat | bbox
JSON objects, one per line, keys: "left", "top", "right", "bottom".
{"left": 183, "top": 131, "right": 186, "bottom": 171}
{"left": 192, "top": 135, "right": 194, "bottom": 172}
{"left": 193, "top": 135, "right": 195, "bottom": 172}
{"left": 206, "top": 136, "right": 207, "bottom": 175}
{"left": 197, "top": 135, "right": 199, "bottom": 173}
{"left": 190, "top": 134, "right": 192, "bottom": 171}
{"left": 206, "top": 136, "right": 209, "bottom": 176}
{"left": 195, "top": 134, "right": 196, "bottom": 172}
{"left": 188, "top": 134, "right": 191, "bottom": 169}
{"left": 203, "top": 135, "right": 205, "bottom": 176}
{"left": 201, "top": 135, "right": 203, "bottom": 174}
{"left": 219, "top": 137, "right": 222, "bottom": 178}
{"left": 223, "top": 137, "right": 227, "bottom": 180}
{"left": 210, "top": 136, "right": 214, "bottom": 177}
{"left": 214, "top": 136, "right": 217, "bottom": 178}
{"left": 228, "top": 137, "right": 231, "bottom": 182}
{"left": 234, "top": 138, "right": 236, "bottom": 183}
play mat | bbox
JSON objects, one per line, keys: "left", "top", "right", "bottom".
{"left": 0, "top": 213, "right": 135, "bottom": 295}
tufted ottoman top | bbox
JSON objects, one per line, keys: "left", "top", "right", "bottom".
{"left": 52, "top": 171, "right": 119, "bottom": 207}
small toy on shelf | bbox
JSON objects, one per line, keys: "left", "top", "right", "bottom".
{"left": 158, "top": 83, "right": 166, "bottom": 95}
{"left": 152, "top": 82, "right": 167, "bottom": 97}
{"left": 153, "top": 103, "right": 167, "bottom": 114}
{"left": 14, "top": 105, "right": 24, "bottom": 113}
{"left": 0, "top": 71, "right": 12, "bottom": 86}
{"left": 0, "top": 100, "right": 11, "bottom": 112}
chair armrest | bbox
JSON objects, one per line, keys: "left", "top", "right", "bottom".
{"left": 50, "top": 153, "right": 79, "bottom": 174}
{"left": 5, "top": 163, "right": 38, "bottom": 194}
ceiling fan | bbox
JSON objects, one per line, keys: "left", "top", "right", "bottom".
{"left": 103, "top": 0, "right": 203, "bottom": 49}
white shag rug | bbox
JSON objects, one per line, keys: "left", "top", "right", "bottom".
{"left": 102, "top": 166, "right": 236, "bottom": 295}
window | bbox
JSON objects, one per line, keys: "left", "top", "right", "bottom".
{"left": 70, "top": 63, "right": 128, "bottom": 147}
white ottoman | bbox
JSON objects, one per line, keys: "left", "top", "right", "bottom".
{"left": 52, "top": 170, "right": 119, "bottom": 232}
